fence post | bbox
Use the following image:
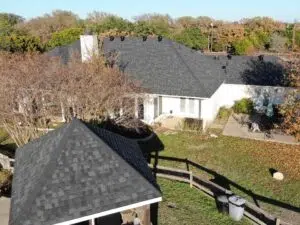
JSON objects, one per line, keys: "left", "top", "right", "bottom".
{"left": 189, "top": 171, "right": 193, "bottom": 188}
{"left": 186, "top": 158, "right": 190, "bottom": 171}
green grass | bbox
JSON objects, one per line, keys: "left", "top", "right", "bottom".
{"left": 158, "top": 178, "right": 251, "bottom": 225}
{"left": 154, "top": 131, "right": 300, "bottom": 216}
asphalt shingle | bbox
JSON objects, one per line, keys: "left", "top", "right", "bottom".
{"left": 47, "top": 37, "right": 285, "bottom": 98}
{"left": 10, "top": 119, "right": 161, "bottom": 225}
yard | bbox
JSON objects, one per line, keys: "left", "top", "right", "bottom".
{"left": 158, "top": 178, "right": 250, "bottom": 225}
{"left": 154, "top": 129, "right": 300, "bottom": 224}
{"left": 1, "top": 126, "right": 299, "bottom": 224}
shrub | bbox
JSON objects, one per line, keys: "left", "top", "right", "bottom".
{"left": 233, "top": 98, "right": 254, "bottom": 114}
{"left": 217, "top": 107, "right": 232, "bottom": 120}
{"left": 0, "top": 34, "right": 44, "bottom": 53}
{"left": 232, "top": 38, "right": 255, "bottom": 55}
{"left": 173, "top": 28, "right": 208, "bottom": 50}
{"left": 181, "top": 118, "right": 202, "bottom": 131}
{"left": 47, "top": 27, "right": 84, "bottom": 49}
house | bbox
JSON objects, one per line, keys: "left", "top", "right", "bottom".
{"left": 48, "top": 35, "right": 290, "bottom": 129}
{"left": 9, "top": 119, "right": 161, "bottom": 225}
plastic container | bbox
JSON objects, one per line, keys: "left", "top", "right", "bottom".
{"left": 228, "top": 195, "right": 246, "bottom": 221}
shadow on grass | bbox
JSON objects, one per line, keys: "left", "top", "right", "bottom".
{"left": 0, "top": 143, "right": 17, "bottom": 159}
{"left": 150, "top": 155, "right": 300, "bottom": 216}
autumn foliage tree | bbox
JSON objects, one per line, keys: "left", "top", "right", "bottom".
{"left": 281, "top": 56, "right": 300, "bottom": 140}
{"left": 16, "top": 10, "right": 81, "bottom": 44}
{"left": 0, "top": 52, "right": 141, "bottom": 146}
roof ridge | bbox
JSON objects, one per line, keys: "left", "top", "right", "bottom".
{"left": 11, "top": 119, "right": 160, "bottom": 225}
{"left": 168, "top": 41, "right": 210, "bottom": 97}
{"left": 82, "top": 121, "right": 161, "bottom": 192}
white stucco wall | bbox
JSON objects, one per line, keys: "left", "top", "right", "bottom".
{"left": 161, "top": 96, "right": 200, "bottom": 118}
{"left": 143, "top": 95, "right": 155, "bottom": 123}
{"left": 142, "top": 95, "right": 202, "bottom": 124}
{"left": 80, "top": 35, "right": 99, "bottom": 62}
{"left": 201, "top": 83, "right": 289, "bottom": 129}
{"left": 142, "top": 85, "right": 288, "bottom": 129}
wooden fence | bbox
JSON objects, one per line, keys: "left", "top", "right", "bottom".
{"left": 150, "top": 155, "right": 292, "bottom": 225}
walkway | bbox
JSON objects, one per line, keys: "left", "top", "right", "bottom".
{"left": 0, "top": 197, "right": 10, "bottom": 225}
{"left": 223, "top": 115, "right": 299, "bottom": 145}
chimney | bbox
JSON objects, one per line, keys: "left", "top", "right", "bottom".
{"left": 80, "top": 35, "right": 99, "bottom": 62}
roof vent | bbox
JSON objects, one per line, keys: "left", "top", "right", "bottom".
{"left": 142, "top": 36, "right": 147, "bottom": 41}
{"left": 109, "top": 36, "right": 114, "bottom": 41}
{"left": 158, "top": 35, "right": 163, "bottom": 42}
{"left": 120, "top": 36, "right": 125, "bottom": 41}
{"left": 214, "top": 56, "right": 219, "bottom": 60}
{"left": 227, "top": 54, "right": 232, "bottom": 60}
{"left": 258, "top": 55, "right": 264, "bottom": 61}
{"left": 222, "top": 65, "right": 227, "bottom": 74}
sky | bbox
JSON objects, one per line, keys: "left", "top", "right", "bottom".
{"left": 1, "top": 0, "right": 300, "bottom": 22}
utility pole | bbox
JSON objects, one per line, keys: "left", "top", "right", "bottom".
{"left": 210, "top": 23, "right": 214, "bottom": 52}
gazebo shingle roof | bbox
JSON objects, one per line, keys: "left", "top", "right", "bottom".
{"left": 10, "top": 119, "right": 161, "bottom": 225}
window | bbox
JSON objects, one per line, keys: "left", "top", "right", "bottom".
{"left": 180, "top": 98, "right": 186, "bottom": 112}
{"left": 189, "top": 98, "right": 195, "bottom": 114}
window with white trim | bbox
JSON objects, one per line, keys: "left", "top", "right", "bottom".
{"left": 189, "top": 98, "right": 195, "bottom": 114}
{"left": 180, "top": 98, "right": 186, "bottom": 113}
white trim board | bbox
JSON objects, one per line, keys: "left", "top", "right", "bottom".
{"left": 53, "top": 197, "right": 162, "bottom": 225}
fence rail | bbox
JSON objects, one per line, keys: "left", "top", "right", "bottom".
{"left": 150, "top": 155, "right": 291, "bottom": 225}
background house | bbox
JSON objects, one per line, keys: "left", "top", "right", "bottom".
{"left": 48, "top": 35, "right": 290, "bottom": 129}
{"left": 10, "top": 119, "right": 161, "bottom": 225}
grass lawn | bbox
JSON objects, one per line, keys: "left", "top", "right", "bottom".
{"left": 154, "top": 129, "right": 300, "bottom": 222}
{"left": 158, "top": 178, "right": 250, "bottom": 225}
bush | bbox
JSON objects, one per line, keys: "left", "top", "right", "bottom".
{"left": 173, "top": 28, "right": 208, "bottom": 50}
{"left": 181, "top": 118, "right": 202, "bottom": 131}
{"left": 233, "top": 98, "right": 254, "bottom": 114}
{"left": 0, "top": 34, "right": 44, "bottom": 53}
{"left": 217, "top": 107, "right": 232, "bottom": 120}
{"left": 232, "top": 38, "right": 255, "bottom": 55}
{"left": 47, "top": 27, "right": 84, "bottom": 49}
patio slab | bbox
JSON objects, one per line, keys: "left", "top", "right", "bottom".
{"left": 223, "top": 115, "right": 299, "bottom": 145}
{"left": 0, "top": 197, "right": 10, "bottom": 225}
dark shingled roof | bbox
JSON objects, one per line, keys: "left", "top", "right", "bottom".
{"left": 47, "top": 40, "right": 81, "bottom": 64}
{"left": 10, "top": 119, "right": 161, "bottom": 225}
{"left": 103, "top": 37, "right": 284, "bottom": 97}
{"left": 47, "top": 37, "right": 285, "bottom": 98}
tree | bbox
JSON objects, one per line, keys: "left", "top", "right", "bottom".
{"left": 0, "top": 13, "right": 24, "bottom": 35}
{"left": 47, "top": 27, "right": 84, "bottom": 49}
{"left": 295, "top": 31, "right": 300, "bottom": 49}
{"left": 214, "top": 23, "right": 245, "bottom": 51}
{"left": 232, "top": 38, "right": 255, "bottom": 55}
{"left": 87, "top": 15, "right": 134, "bottom": 35}
{"left": 176, "top": 16, "right": 197, "bottom": 29}
{"left": 280, "top": 57, "right": 300, "bottom": 140}
{"left": 0, "top": 33, "right": 44, "bottom": 52}
{"left": 172, "top": 27, "right": 208, "bottom": 50}
{"left": 86, "top": 11, "right": 114, "bottom": 24}
{"left": 17, "top": 10, "right": 80, "bottom": 43}
{"left": 134, "top": 13, "right": 173, "bottom": 36}
{"left": 241, "top": 17, "right": 285, "bottom": 34}
{"left": 0, "top": 52, "right": 141, "bottom": 146}
{"left": 270, "top": 33, "right": 288, "bottom": 52}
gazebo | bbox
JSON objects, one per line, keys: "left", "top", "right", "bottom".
{"left": 9, "top": 119, "right": 161, "bottom": 225}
